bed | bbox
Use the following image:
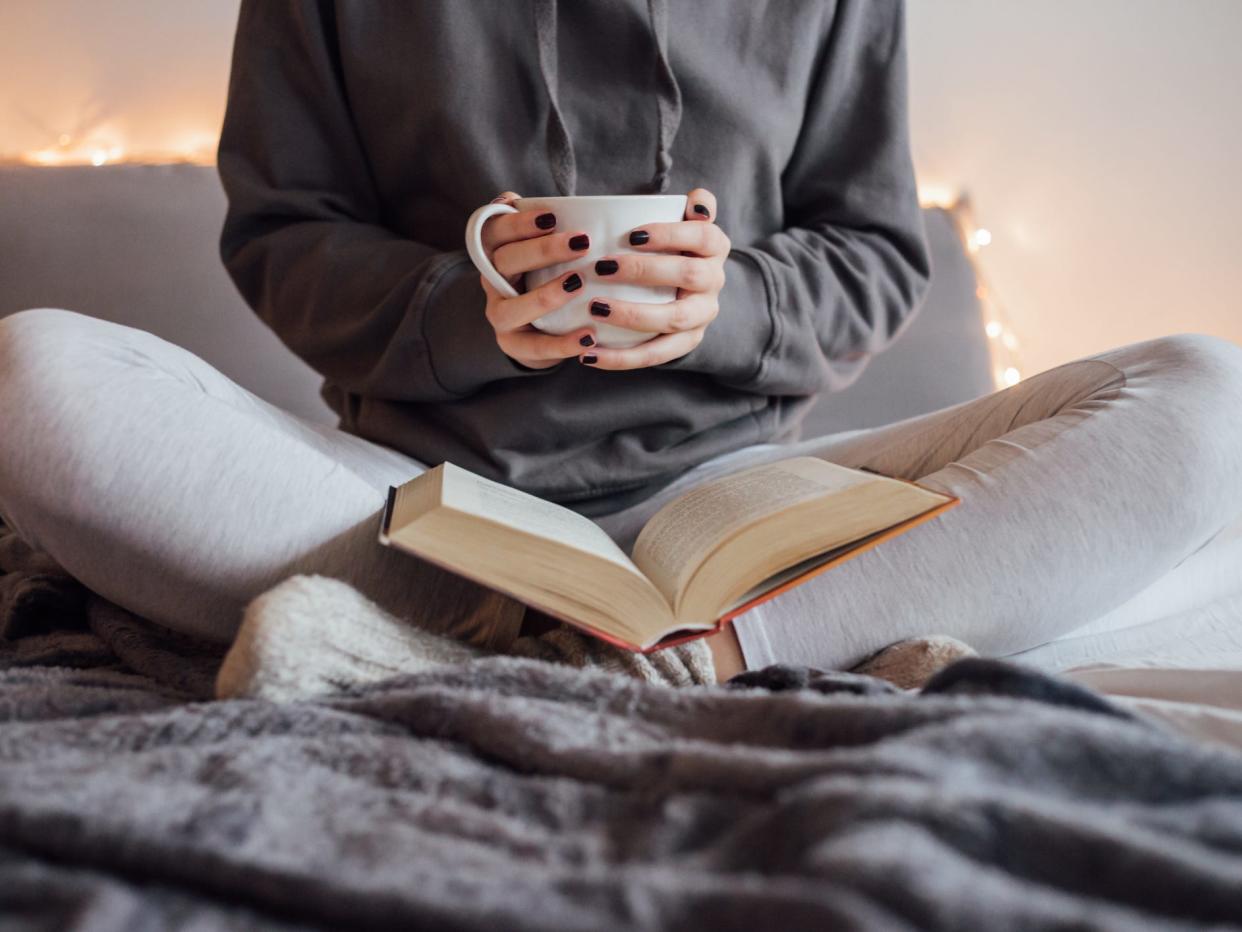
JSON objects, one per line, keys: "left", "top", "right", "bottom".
{"left": 3, "top": 167, "right": 1242, "bottom": 929}
{"left": 3, "top": 535, "right": 1242, "bottom": 930}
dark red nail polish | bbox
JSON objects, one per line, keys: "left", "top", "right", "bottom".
{"left": 569, "top": 234, "right": 590, "bottom": 251}
{"left": 693, "top": 204, "right": 710, "bottom": 219}
{"left": 629, "top": 230, "right": 650, "bottom": 246}
{"left": 581, "top": 354, "right": 598, "bottom": 365}
{"left": 595, "top": 259, "right": 619, "bottom": 275}
{"left": 536, "top": 213, "right": 556, "bottom": 230}
{"left": 590, "top": 301, "right": 611, "bottom": 318}
{"left": 563, "top": 273, "right": 583, "bottom": 292}
{"left": 579, "top": 334, "right": 595, "bottom": 347}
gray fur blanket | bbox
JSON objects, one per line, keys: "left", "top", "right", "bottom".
{"left": 3, "top": 528, "right": 1242, "bottom": 929}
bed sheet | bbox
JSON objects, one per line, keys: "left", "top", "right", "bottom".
{"left": 1010, "top": 515, "right": 1242, "bottom": 747}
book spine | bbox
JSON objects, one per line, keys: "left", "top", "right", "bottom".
{"left": 377, "top": 486, "right": 398, "bottom": 544}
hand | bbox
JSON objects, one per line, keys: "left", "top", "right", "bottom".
{"left": 579, "top": 188, "right": 729, "bottom": 371}
{"left": 479, "top": 191, "right": 598, "bottom": 370}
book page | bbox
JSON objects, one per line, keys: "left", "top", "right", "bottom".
{"left": 439, "top": 463, "right": 641, "bottom": 575}
{"left": 631, "top": 457, "right": 872, "bottom": 607}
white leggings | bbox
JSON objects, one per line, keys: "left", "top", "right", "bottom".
{"left": 2, "top": 308, "right": 1241, "bottom": 671}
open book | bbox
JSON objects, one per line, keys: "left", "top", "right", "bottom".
{"left": 379, "top": 457, "right": 957, "bottom": 652}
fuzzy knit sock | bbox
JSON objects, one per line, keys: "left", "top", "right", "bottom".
{"left": 850, "top": 635, "right": 978, "bottom": 690}
{"left": 216, "top": 575, "right": 716, "bottom": 702}
{"left": 509, "top": 624, "right": 715, "bottom": 688}
{"left": 216, "top": 575, "right": 485, "bottom": 702}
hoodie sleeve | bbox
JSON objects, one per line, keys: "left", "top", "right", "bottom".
{"left": 662, "top": 0, "right": 930, "bottom": 397}
{"left": 217, "top": 0, "right": 549, "bottom": 403}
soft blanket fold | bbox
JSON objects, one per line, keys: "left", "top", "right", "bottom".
{"left": 4, "top": 521, "right": 1242, "bottom": 929}
{"left": 3, "top": 650, "right": 1242, "bottom": 930}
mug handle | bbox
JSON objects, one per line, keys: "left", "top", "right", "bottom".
{"left": 464, "top": 202, "right": 521, "bottom": 299}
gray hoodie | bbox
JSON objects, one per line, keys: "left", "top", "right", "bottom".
{"left": 218, "top": 0, "right": 929, "bottom": 514}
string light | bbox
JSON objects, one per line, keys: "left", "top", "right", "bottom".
{"left": 916, "top": 184, "right": 960, "bottom": 211}
{"left": 11, "top": 130, "right": 216, "bottom": 167}
{"left": 919, "top": 185, "right": 1025, "bottom": 390}
{"left": 12, "top": 146, "right": 1026, "bottom": 388}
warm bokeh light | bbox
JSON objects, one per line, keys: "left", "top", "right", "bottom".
{"left": 915, "top": 182, "right": 960, "bottom": 211}
{"left": 908, "top": 2, "right": 1241, "bottom": 377}
{"left": 15, "top": 133, "right": 215, "bottom": 167}
{"left": 919, "top": 190, "right": 1025, "bottom": 392}
{"left": 0, "top": 1, "right": 238, "bottom": 165}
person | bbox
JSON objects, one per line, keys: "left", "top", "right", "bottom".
{"left": 1, "top": 0, "right": 1241, "bottom": 684}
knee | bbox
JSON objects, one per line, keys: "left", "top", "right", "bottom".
{"left": 0, "top": 308, "right": 101, "bottom": 399}
{"left": 1144, "top": 333, "right": 1242, "bottom": 407}
{"left": 0, "top": 308, "right": 154, "bottom": 411}
{"left": 1155, "top": 332, "right": 1242, "bottom": 365}
{"left": 0, "top": 310, "right": 154, "bottom": 481}
{"left": 1102, "top": 333, "right": 1242, "bottom": 408}
{"left": 0, "top": 307, "right": 94, "bottom": 347}
{"left": 1127, "top": 334, "right": 1242, "bottom": 482}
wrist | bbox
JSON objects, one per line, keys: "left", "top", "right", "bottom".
{"left": 658, "top": 249, "right": 774, "bottom": 384}
{"left": 422, "top": 255, "right": 560, "bottom": 395}
{"left": 508, "top": 355, "right": 563, "bottom": 373}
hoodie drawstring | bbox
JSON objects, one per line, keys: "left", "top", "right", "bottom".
{"left": 533, "top": 0, "right": 683, "bottom": 196}
{"left": 646, "top": 0, "right": 683, "bottom": 193}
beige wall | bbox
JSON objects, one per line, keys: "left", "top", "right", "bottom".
{"left": 3, "top": 0, "right": 1239, "bottom": 375}
{"left": 0, "top": 0, "right": 239, "bottom": 161}
{"left": 907, "top": 0, "right": 1242, "bottom": 374}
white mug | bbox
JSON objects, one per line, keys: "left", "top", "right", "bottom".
{"left": 464, "top": 194, "right": 687, "bottom": 348}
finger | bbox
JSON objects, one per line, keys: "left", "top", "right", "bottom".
{"left": 481, "top": 206, "right": 560, "bottom": 253}
{"left": 486, "top": 268, "right": 585, "bottom": 333}
{"left": 591, "top": 254, "right": 724, "bottom": 293}
{"left": 586, "top": 292, "right": 717, "bottom": 333}
{"left": 480, "top": 273, "right": 504, "bottom": 302}
{"left": 624, "top": 219, "right": 730, "bottom": 258}
{"left": 685, "top": 187, "right": 718, "bottom": 222}
{"left": 485, "top": 192, "right": 523, "bottom": 267}
{"left": 494, "top": 230, "right": 591, "bottom": 278}
{"left": 579, "top": 329, "right": 704, "bottom": 370}
{"left": 499, "top": 325, "right": 598, "bottom": 364}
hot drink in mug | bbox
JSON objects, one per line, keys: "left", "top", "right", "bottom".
{"left": 465, "top": 194, "right": 687, "bottom": 348}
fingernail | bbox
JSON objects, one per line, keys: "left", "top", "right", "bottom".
{"left": 563, "top": 273, "right": 583, "bottom": 292}
{"left": 580, "top": 354, "right": 598, "bottom": 365}
{"left": 569, "top": 233, "right": 590, "bottom": 251}
{"left": 491, "top": 196, "right": 507, "bottom": 203}
{"left": 629, "top": 230, "right": 650, "bottom": 246}
{"left": 595, "top": 259, "right": 619, "bottom": 276}
{"left": 693, "top": 204, "right": 711, "bottom": 219}
{"left": 536, "top": 213, "right": 557, "bottom": 230}
{"left": 590, "top": 301, "right": 611, "bottom": 318}
{"left": 579, "top": 334, "right": 595, "bottom": 347}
